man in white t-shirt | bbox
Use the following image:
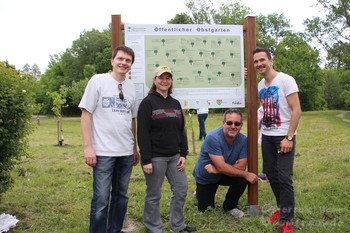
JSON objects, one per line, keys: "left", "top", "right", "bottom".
{"left": 253, "top": 47, "right": 301, "bottom": 233}
{"left": 79, "top": 46, "right": 139, "bottom": 233}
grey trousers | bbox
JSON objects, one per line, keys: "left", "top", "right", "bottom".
{"left": 143, "top": 154, "right": 188, "bottom": 233}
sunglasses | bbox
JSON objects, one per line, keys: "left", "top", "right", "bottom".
{"left": 225, "top": 121, "right": 242, "bottom": 127}
{"left": 118, "top": 84, "right": 124, "bottom": 100}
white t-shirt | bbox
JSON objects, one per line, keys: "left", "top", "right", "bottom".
{"left": 258, "top": 72, "right": 299, "bottom": 136}
{"left": 79, "top": 73, "right": 138, "bottom": 156}
{"left": 197, "top": 108, "right": 209, "bottom": 114}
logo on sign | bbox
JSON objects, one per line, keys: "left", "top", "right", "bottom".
{"left": 216, "top": 99, "right": 223, "bottom": 105}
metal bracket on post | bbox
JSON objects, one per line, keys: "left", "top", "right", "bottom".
{"left": 246, "top": 204, "right": 261, "bottom": 217}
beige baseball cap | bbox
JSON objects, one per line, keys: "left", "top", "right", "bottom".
{"left": 155, "top": 66, "right": 173, "bottom": 77}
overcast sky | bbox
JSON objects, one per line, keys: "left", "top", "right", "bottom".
{"left": 0, "top": 0, "right": 320, "bottom": 72}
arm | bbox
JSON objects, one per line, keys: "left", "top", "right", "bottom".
{"left": 137, "top": 99, "right": 153, "bottom": 173}
{"left": 177, "top": 108, "right": 189, "bottom": 172}
{"left": 179, "top": 108, "right": 189, "bottom": 158}
{"left": 280, "top": 92, "right": 301, "bottom": 153}
{"left": 132, "top": 118, "right": 139, "bottom": 166}
{"left": 81, "top": 109, "right": 96, "bottom": 167}
{"left": 206, "top": 155, "right": 257, "bottom": 184}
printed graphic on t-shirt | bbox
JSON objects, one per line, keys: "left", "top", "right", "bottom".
{"left": 152, "top": 109, "right": 182, "bottom": 120}
{"left": 102, "top": 96, "right": 131, "bottom": 115}
{"left": 259, "top": 86, "right": 281, "bottom": 129}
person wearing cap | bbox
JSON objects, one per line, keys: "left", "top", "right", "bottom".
{"left": 192, "top": 109, "right": 258, "bottom": 218}
{"left": 79, "top": 46, "right": 139, "bottom": 233}
{"left": 137, "top": 66, "right": 196, "bottom": 233}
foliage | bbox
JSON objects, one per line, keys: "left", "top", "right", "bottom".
{"left": 38, "top": 28, "right": 111, "bottom": 115}
{"left": 212, "top": 0, "right": 250, "bottom": 25}
{"left": 323, "top": 69, "right": 348, "bottom": 109}
{"left": 340, "top": 90, "right": 350, "bottom": 110}
{"left": 256, "top": 13, "right": 292, "bottom": 55}
{"left": 177, "top": 0, "right": 251, "bottom": 24}
{"left": 49, "top": 85, "right": 68, "bottom": 117}
{"left": 168, "top": 13, "right": 194, "bottom": 24}
{"left": 274, "top": 32, "right": 326, "bottom": 111}
{"left": 68, "top": 79, "right": 89, "bottom": 106}
{"left": 0, "top": 61, "right": 35, "bottom": 195}
{"left": 21, "top": 63, "right": 42, "bottom": 81}
{"left": 304, "top": 0, "right": 350, "bottom": 69}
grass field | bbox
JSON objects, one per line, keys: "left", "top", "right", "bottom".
{"left": 0, "top": 110, "right": 349, "bottom": 232}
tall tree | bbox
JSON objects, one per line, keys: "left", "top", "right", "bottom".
{"left": 304, "top": 0, "right": 350, "bottom": 69}
{"left": 256, "top": 13, "right": 292, "bottom": 55}
{"left": 274, "top": 32, "right": 326, "bottom": 111}
{"left": 323, "top": 69, "right": 345, "bottom": 109}
{"left": 38, "top": 28, "right": 111, "bottom": 115}
{"left": 172, "top": 0, "right": 251, "bottom": 24}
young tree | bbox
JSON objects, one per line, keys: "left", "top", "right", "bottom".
{"left": 49, "top": 85, "right": 68, "bottom": 146}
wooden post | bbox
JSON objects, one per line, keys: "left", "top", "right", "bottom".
{"left": 244, "top": 16, "right": 259, "bottom": 213}
{"left": 111, "top": 15, "right": 123, "bottom": 49}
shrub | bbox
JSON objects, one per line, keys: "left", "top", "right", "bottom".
{"left": 0, "top": 61, "right": 35, "bottom": 195}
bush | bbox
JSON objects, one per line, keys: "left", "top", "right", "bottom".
{"left": 0, "top": 61, "right": 35, "bottom": 195}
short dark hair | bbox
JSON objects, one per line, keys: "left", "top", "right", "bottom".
{"left": 111, "top": 46, "right": 135, "bottom": 64}
{"left": 253, "top": 47, "right": 272, "bottom": 60}
{"left": 223, "top": 108, "right": 243, "bottom": 122}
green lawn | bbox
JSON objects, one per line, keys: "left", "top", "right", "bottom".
{"left": 0, "top": 110, "right": 349, "bottom": 232}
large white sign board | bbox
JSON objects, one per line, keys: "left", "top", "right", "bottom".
{"left": 125, "top": 24, "right": 245, "bottom": 109}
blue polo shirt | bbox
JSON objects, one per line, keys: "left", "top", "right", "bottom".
{"left": 192, "top": 127, "right": 248, "bottom": 184}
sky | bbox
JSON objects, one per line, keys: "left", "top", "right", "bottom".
{"left": 0, "top": 0, "right": 320, "bottom": 72}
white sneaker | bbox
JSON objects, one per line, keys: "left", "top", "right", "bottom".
{"left": 192, "top": 191, "right": 197, "bottom": 200}
{"left": 228, "top": 208, "right": 246, "bottom": 218}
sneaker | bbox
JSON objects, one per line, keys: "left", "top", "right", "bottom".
{"left": 258, "top": 173, "right": 268, "bottom": 182}
{"left": 266, "top": 209, "right": 280, "bottom": 224}
{"left": 280, "top": 223, "right": 293, "bottom": 233}
{"left": 228, "top": 208, "right": 246, "bottom": 218}
{"left": 192, "top": 191, "right": 197, "bottom": 200}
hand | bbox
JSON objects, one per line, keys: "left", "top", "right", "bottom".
{"left": 279, "top": 139, "right": 293, "bottom": 153}
{"left": 133, "top": 149, "right": 140, "bottom": 166}
{"left": 245, "top": 172, "right": 258, "bottom": 184}
{"left": 177, "top": 157, "right": 186, "bottom": 171}
{"left": 205, "top": 164, "right": 219, "bottom": 174}
{"left": 84, "top": 145, "right": 96, "bottom": 167}
{"left": 143, "top": 163, "right": 152, "bottom": 174}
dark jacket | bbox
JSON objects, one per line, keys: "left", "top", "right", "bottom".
{"left": 137, "top": 92, "right": 188, "bottom": 165}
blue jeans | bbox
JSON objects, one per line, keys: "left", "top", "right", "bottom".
{"left": 197, "top": 113, "right": 208, "bottom": 139}
{"left": 143, "top": 154, "right": 188, "bottom": 233}
{"left": 90, "top": 155, "right": 134, "bottom": 233}
{"left": 262, "top": 135, "right": 295, "bottom": 223}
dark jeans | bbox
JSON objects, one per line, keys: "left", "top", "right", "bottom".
{"left": 196, "top": 175, "right": 248, "bottom": 212}
{"left": 262, "top": 135, "right": 295, "bottom": 223}
{"left": 197, "top": 113, "right": 208, "bottom": 139}
{"left": 90, "top": 155, "right": 134, "bottom": 233}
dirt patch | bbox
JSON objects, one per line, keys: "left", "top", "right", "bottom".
{"left": 336, "top": 111, "right": 350, "bottom": 123}
{"left": 122, "top": 219, "right": 142, "bottom": 232}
